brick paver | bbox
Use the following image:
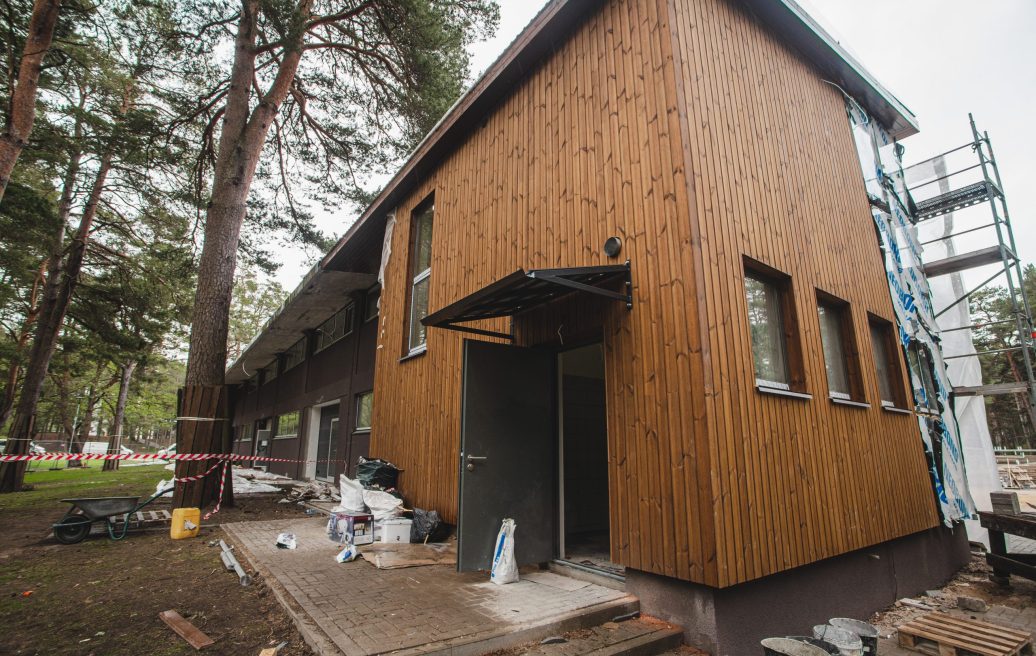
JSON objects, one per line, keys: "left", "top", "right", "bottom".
{"left": 224, "top": 518, "right": 635, "bottom": 656}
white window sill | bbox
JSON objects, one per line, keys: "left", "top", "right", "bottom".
{"left": 830, "top": 397, "right": 870, "bottom": 409}
{"left": 354, "top": 428, "right": 372, "bottom": 434}
{"left": 756, "top": 385, "right": 812, "bottom": 401}
{"left": 881, "top": 404, "right": 912, "bottom": 415}
{"left": 273, "top": 435, "right": 298, "bottom": 440}
{"left": 400, "top": 345, "right": 427, "bottom": 363}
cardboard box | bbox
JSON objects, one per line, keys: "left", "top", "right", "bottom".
{"left": 380, "top": 518, "right": 413, "bottom": 543}
{"left": 330, "top": 513, "right": 374, "bottom": 545}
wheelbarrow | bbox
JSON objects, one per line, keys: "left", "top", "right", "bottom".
{"left": 52, "top": 487, "right": 171, "bottom": 544}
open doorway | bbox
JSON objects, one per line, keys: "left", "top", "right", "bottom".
{"left": 557, "top": 343, "right": 619, "bottom": 576}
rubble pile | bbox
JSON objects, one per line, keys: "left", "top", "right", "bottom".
{"left": 281, "top": 480, "right": 341, "bottom": 504}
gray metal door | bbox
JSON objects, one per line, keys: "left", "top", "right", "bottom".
{"left": 458, "top": 340, "right": 555, "bottom": 572}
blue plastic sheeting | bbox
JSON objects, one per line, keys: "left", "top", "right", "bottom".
{"left": 845, "top": 100, "right": 975, "bottom": 525}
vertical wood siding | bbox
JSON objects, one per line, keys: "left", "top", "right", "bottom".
{"left": 370, "top": 0, "right": 939, "bottom": 588}
{"left": 667, "top": 0, "right": 938, "bottom": 586}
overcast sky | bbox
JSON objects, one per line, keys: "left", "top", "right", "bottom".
{"left": 272, "top": 0, "right": 1035, "bottom": 290}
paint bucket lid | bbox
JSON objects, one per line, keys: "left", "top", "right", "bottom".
{"left": 812, "top": 625, "right": 862, "bottom": 655}
{"left": 761, "top": 637, "right": 830, "bottom": 656}
{"left": 829, "top": 618, "right": 879, "bottom": 638}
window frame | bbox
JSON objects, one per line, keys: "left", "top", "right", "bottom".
{"left": 743, "top": 259, "right": 806, "bottom": 395}
{"left": 263, "top": 358, "right": 279, "bottom": 384}
{"left": 355, "top": 391, "right": 373, "bottom": 432}
{"left": 365, "top": 286, "right": 380, "bottom": 323}
{"left": 315, "top": 302, "right": 355, "bottom": 353}
{"left": 868, "top": 315, "right": 910, "bottom": 410}
{"left": 283, "top": 336, "right": 307, "bottom": 373}
{"left": 274, "top": 410, "right": 301, "bottom": 439}
{"left": 815, "top": 291, "right": 865, "bottom": 403}
{"left": 407, "top": 196, "right": 434, "bottom": 355}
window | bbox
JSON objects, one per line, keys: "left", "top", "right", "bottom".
{"left": 908, "top": 342, "right": 940, "bottom": 413}
{"left": 237, "top": 425, "right": 252, "bottom": 442}
{"left": 365, "top": 287, "right": 380, "bottom": 322}
{"left": 316, "top": 303, "right": 355, "bottom": 352}
{"left": 816, "top": 294, "right": 863, "bottom": 402}
{"left": 263, "top": 359, "right": 279, "bottom": 384}
{"left": 408, "top": 198, "right": 434, "bottom": 353}
{"left": 746, "top": 273, "right": 788, "bottom": 388}
{"left": 869, "top": 317, "right": 907, "bottom": 408}
{"left": 283, "top": 337, "right": 306, "bottom": 372}
{"left": 275, "top": 411, "right": 300, "bottom": 438}
{"left": 355, "top": 392, "right": 373, "bottom": 431}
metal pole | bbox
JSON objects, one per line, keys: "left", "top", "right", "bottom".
{"left": 972, "top": 113, "right": 1036, "bottom": 428}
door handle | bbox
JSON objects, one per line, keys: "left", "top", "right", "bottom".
{"left": 466, "top": 455, "right": 487, "bottom": 472}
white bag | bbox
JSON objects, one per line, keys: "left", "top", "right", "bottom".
{"left": 490, "top": 518, "right": 518, "bottom": 585}
{"left": 334, "top": 476, "right": 366, "bottom": 514}
{"left": 363, "top": 488, "right": 404, "bottom": 521}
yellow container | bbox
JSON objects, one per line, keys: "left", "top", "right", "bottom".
{"left": 170, "top": 507, "right": 201, "bottom": 540}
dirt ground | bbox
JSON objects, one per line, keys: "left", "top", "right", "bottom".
{"left": 870, "top": 547, "right": 1036, "bottom": 636}
{"left": 0, "top": 464, "right": 316, "bottom": 656}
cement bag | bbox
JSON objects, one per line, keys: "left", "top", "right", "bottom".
{"left": 490, "top": 518, "right": 518, "bottom": 585}
{"left": 334, "top": 476, "right": 366, "bottom": 514}
{"left": 363, "top": 488, "right": 404, "bottom": 521}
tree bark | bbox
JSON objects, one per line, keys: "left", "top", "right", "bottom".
{"left": 0, "top": 0, "right": 62, "bottom": 202}
{"left": 0, "top": 262, "right": 45, "bottom": 429}
{"left": 0, "top": 150, "right": 112, "bottom": 492}
{"left": 102, "top": 361, "right": 135, "bottom": 471}
{"left": 175, "top": 0, "right": 311, "bottom": 508}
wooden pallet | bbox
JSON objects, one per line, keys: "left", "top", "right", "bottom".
{"left": 897, "top": 611, "right": 1033, "bottom": 656}
{"left": 111, "top": 509, "right": 172, "bottom": 526}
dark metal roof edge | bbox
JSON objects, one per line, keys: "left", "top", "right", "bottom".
{"left": 743, "top": 0, "right": 919, "bottom": 139}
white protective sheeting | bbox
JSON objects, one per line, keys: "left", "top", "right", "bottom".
{"left": 845, "top": 100, "right": 975, "bottom": 524}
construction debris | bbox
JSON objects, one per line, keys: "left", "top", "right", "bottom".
{"left": 217, "top": 539, "right": 252, "bottom": 586}
{"left": 159, "top": 609, "right": 215, "bottom": 650}
{"left": 284, "top": 480, "right": 340, "bottom": 504}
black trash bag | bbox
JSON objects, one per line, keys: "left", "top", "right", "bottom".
{"left": 410, "top": 508, "right": 450, "bottom": 543}
{"left": 356, "top": 456, "right": 400, "bottom": 490}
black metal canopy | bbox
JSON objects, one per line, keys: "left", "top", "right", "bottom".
{"left": 421, "top": 263, "right": 632, "bottom": 340}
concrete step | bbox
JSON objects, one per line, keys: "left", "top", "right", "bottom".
{"left": 501, "top": 617, "right": 684, "bottom": 656}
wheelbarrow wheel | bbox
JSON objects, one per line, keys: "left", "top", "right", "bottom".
{"left": 53, "top": 515, "right": 92, "bottom": 544}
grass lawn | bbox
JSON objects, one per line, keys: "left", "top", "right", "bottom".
{"left": 0, "top": 462, "right": 311, "bottom": 655}
{"left": 0, "top": 462, "right": 170, "bottom": 511}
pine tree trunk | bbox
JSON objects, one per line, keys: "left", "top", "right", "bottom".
{"left": 174, "top": 0, "right": 309, "bottom": 508}
{"left": 0, "top": 0, "right": 61, "bottom": 202}
{"left": 0, "top": 152, "right": 112, "bottom": 492}
{"left": 103, "top": 361, "right": 135, "bottom": 472}
{"left": 0, "top": 263, "right": 44, "bottom": 430}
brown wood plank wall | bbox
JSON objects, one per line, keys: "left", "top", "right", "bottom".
{"left": 370, "top": 0, "right": 939, "bottom": 588}
{"left": 667, "top": 0, "right": 938, "bottom": 586}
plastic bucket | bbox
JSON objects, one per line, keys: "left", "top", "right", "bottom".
{"left": 762, "top": 637, "right": 830, "bottom": 656}
{"left": 813, "top": 625, "right": 863, "bottom": 656}
{"left": 829, "top": 618, "right": 879, "bottom": 655}
{"left": 785, "top": 636, "right": 841, "bottom": 655}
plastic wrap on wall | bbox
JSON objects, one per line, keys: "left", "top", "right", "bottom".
{"left": 845, "top": 100, "right": 975, "bottom": 524}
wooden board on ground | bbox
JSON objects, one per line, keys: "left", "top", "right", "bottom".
{"left": 360, "top": 541, "right": 456, "bottom": 569}
{"left": 159, "top": 609, "right": 215, "bottom": 650}
{"left": 897, "top": 611, "right": 1033, "bottom": 656}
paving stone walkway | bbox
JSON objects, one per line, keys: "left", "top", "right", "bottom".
{"left": 224, "top": 518, "right": 637, "bottom": 656}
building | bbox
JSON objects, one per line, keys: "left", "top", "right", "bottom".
{"left": 226, "top": 0, "right": 975, "bottom": 652}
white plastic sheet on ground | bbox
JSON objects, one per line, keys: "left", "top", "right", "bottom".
{"left": 845, "top": 100, "right": 975, "bottom": 524}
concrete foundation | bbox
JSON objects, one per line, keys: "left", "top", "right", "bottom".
{"left": 626, "top": 524, "right": 971, "bottom": 655}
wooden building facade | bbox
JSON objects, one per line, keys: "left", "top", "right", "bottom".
{"left": 228, "top": 0, "right": 970, "bottom": 651}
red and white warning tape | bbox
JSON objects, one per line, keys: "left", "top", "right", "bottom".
{"left": 171, "top": 459, "right": 224, "bottom": 484}
{"left": 0, "top": 452, "right": 343, "bottom": 463}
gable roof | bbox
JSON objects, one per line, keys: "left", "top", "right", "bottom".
{"left": 228, "top": 0, "right": 916, "bottom": 383}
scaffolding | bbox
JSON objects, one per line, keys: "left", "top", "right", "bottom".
{"left": 903, "top": 114, "right": 1036, "bottom": 429}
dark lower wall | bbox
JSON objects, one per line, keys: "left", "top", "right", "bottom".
{"left": 627, "top": 523, "right": 971, "bottom": 656}
{"left": 230, "top": 306, "right": 379, "bottom": 480}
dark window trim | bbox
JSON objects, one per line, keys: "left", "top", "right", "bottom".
{"left": 365, "top": 285, "right": 381, "bottom": 323}
{"left": 355, "top": 391, "right": 373, "bottom": 432}
{"left": 315, "top": 302, "right": 356, "bottom": 354}
{"left": 743, "top": 257, "right": 807, "bottom": 394}
{"left": 406, "top": 194, "right": 435, "bottom": 355}
{"left": 867, "top": 313, "right": 910, "bottom": 410}
{"left": 815, "top": 289, "right": 866, "bottom": 403}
